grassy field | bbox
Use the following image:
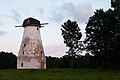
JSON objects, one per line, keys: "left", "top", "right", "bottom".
{"left": 0, "top": 68, "right": 120, "bottom": 80}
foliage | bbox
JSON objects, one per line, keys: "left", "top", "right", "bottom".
{"left": 46, "top": 56, "right": 60, "bottom": 68}
{"left": 84, "top": 0, "right": 120, "bottom": 67}
{"left": 0, "top": 51, "right": 17, "bottom": 69}
{"left": 46, "top": 55, "right": 96, "bottom": 68}
{"left": 61, "top": 20, "right": 83, "bottom": 68}
{"left": 61, "top": 20, "right": 83, "bottom": 56}
{"left": 111, "top": 0, "right": 120, "bottom": 9}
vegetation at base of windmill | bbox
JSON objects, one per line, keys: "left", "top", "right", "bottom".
{"left": 0, "top": 68, "right": 120, "bottom": 80}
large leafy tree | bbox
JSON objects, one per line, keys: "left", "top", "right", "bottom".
{"left": 61, "top": 20, "right": 82, "bottom": 68}
{"left": 111, "top": 0, "right": 120, "bottom": 10}
{"left": 84, "top": 0, "right": 120, "bottom": 67}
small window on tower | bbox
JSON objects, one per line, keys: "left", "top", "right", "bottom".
{"left": 23, "top": 51, "right": 24, "bottom": 54}
{"left": 41, "top": 51, "right": 44, "bottom": 58}
{"left": 21, "top": 63, "right": 23, "bottom": 67}
{"left": 41, "top": 51, "right": 43, "bottom": 55}
{"left": 37, "top": 27, "right": 39, "bottom": 30}
{"left": 24, "top": 44, "right": 26, "bottom": 47}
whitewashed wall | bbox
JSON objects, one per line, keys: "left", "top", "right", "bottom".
{"left": 17, "top": 26, "right": 46, "bottom": 69}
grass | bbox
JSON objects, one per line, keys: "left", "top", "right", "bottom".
{"left": 0, "top": 68, "right": 120, "bottom": 80}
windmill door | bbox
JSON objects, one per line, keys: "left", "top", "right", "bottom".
{"left": 40, "top": 61, "right": 44, "bottom": 69}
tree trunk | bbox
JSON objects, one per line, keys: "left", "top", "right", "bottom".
{"left": 70, "top": 55, "right": 74, "bottom": 68}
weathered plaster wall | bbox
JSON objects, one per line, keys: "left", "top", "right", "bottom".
{"left": 17, "top": 26, "right": 46, "bottom": 69}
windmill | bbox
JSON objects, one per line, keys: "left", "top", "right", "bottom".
{"left": 16, "top": 17, "right": 48, "bottom": 69}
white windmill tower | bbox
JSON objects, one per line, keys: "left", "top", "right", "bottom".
{"left": 16, "top": 17, "right": 48, "bottom": 69}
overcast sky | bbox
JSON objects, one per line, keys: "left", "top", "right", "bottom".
{"left": 0, "top": 0, "right": 111, "bottom": 57}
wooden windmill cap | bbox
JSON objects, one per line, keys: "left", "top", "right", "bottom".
{"left": 22, "top": 17, "right": 41, "bottom": 27}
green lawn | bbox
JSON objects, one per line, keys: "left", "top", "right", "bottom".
{"left": 0, "top": 68, "right": 120, "bottom": 80}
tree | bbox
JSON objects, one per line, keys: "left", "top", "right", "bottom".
{"left": 111, "top": 0, "right": 120, "bottom": 10}
{"left": 84, "top": 0, "right": 120, "bottom": 67}
{"left": 0, "top": 51, "right": 17, "bottom": 69}
{"left": 46, "top": 56, "right": 60, "bottom": 68}
{"left": 61, "top": 19, "right": 82, "bottom": 68}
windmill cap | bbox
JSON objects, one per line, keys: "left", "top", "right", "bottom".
{"left": 22, "top": 17, "right": 41, "bottom": 27}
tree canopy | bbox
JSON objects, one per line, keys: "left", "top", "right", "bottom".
{"left": 61, "top": 20, "right": 83, "bottom": 56}
{"left": 61, "top": 19, "right": 83, "bottom": 68}
{"left": 84, "top": 0, "right": 120, "bottom": 67}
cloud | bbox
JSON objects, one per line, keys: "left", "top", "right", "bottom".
{"left": 0, "top": 31, "right": 7, "bottom": 36}
{"left": 50, "top": 2, "right": 93, "bottom": 23}
{"left": 50, "top": 13, "right": 64, "bottom": 23}
{"left": 11, "top": 10, "right": 21, "bottom": 23}
{"left": 2, "top": 10, "right": 21, "bottom": 24}
{"left": 39, "top": 8, "right": 44, "bottom": 17}
{"left": 45, "top": 44, "right": 67, "bottom": 57}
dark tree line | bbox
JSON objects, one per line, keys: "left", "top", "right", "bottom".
{"left": 0, "top": 51, "right": 17, "bottom": 69}
{"left": 0, "top": 51, "right": 96, "bottom": 69}
{"left": 0, "top": 51, "right": 101, "bottom": 69}
{"left": 46, "top": 55, "right": 95, "bottom": 68}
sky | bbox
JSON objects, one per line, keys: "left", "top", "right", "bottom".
{"left": 0, "top": 0, "right": 111, "bottom": 57}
